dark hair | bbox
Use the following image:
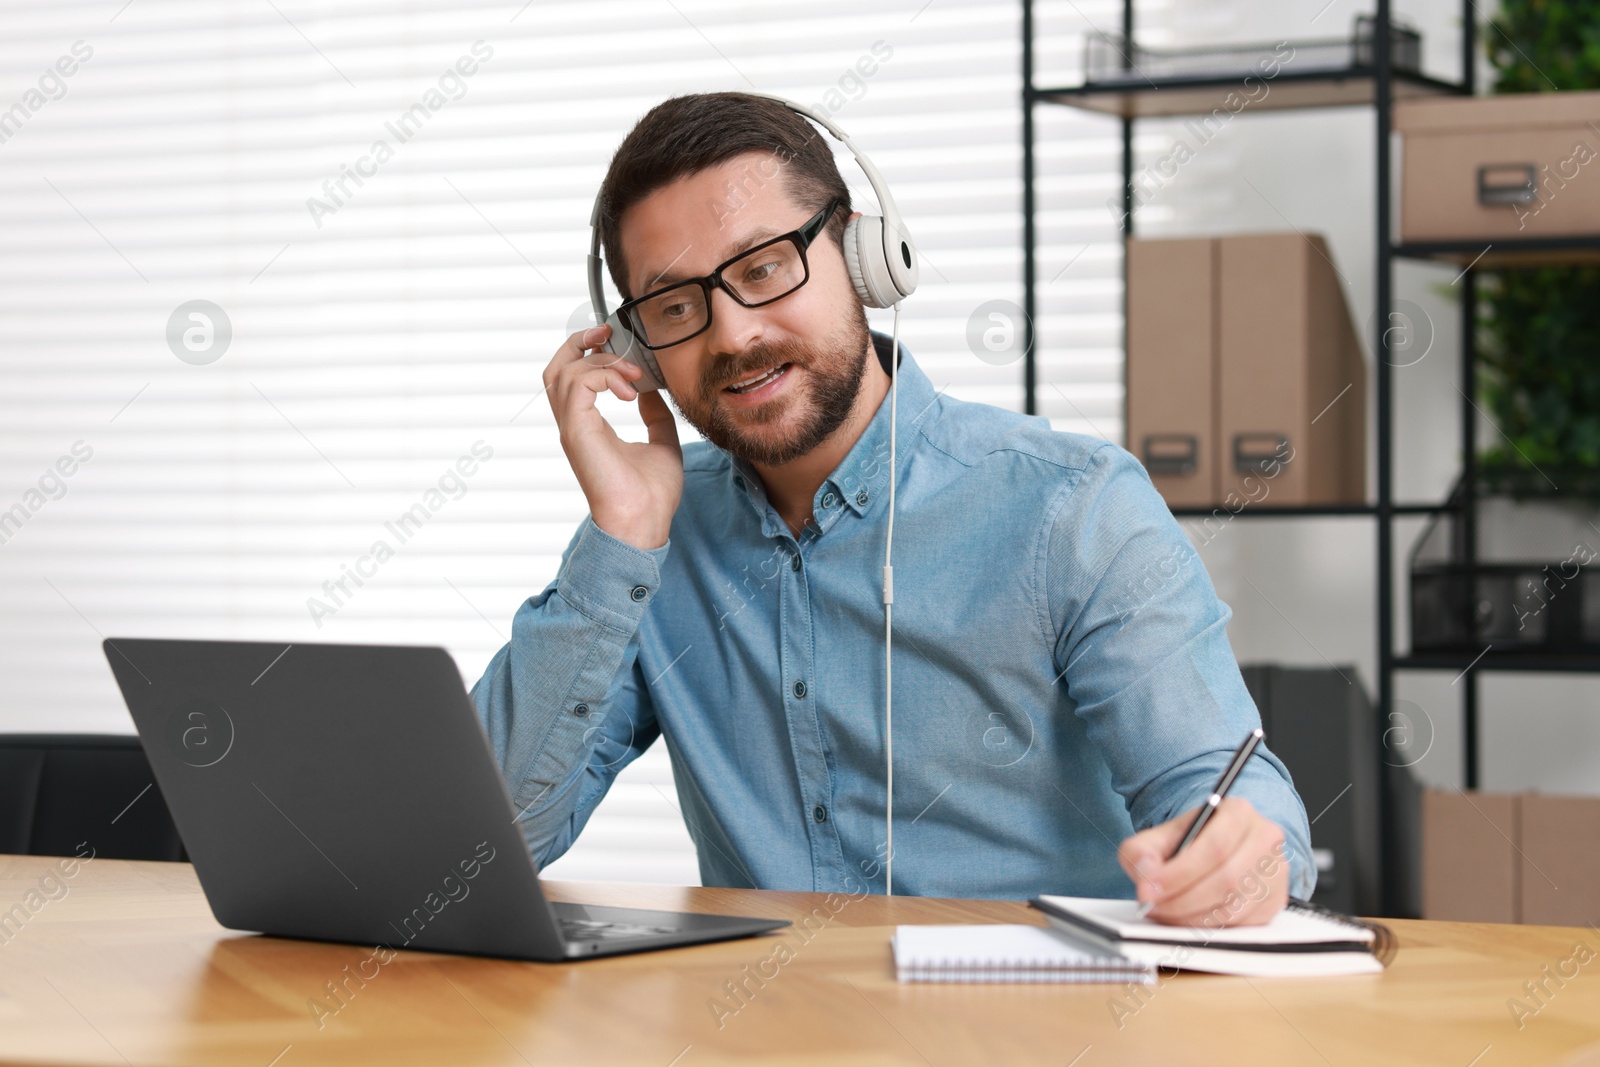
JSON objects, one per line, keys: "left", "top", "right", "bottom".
{"left": 597, "top": 92, "right": 851, "bottom": 300}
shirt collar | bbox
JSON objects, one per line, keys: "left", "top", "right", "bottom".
{"left": 825, "top": 329, "right": 938, "bottom": 518}
{"left": 724, "top": 329, "right": 942, "bottom": 533}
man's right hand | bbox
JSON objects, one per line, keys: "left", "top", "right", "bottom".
{"left": 543, "top": 324, "right": 683, "bottom": 551}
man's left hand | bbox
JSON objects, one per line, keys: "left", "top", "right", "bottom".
{"left": 1116, "top": 797, "right": 1290, "bottom": 927}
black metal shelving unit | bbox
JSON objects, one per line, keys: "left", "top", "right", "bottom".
{"left": 1021, "top": 0, "right": 1600, "bottom": 915}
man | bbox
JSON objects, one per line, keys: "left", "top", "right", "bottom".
{"left": 472, "top": 92, "right": 1315, "bottom": 925}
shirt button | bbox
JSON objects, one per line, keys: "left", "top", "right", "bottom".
{"left": 821, "top": 492, "right": 836, "bottom": 509}
{"left": 856, "top": 490, "right": 870, "bottom": 507}
{"left": 630, "top": 585, "right": 649, "bottom": 602}
{"left": 790, "top": 553, "right": 802, "bottom": 572}
{"left": 813, "top": 804, "right": 828, "bottom": 823}
{"left": 573, "top": 703, "right": 590, "bottom": 717}
{"left": 792, "top": 680, "right": 807, "bottom": 699}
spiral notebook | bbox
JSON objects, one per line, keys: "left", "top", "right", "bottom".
{"left": 1029, "top": 895, "right": 1397, "bottom": 977}
{"left": 892, "top": 924, "right": 1159, "bottom": 984}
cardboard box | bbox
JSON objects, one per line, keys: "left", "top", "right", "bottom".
{"left": 1422, "top": 789, "right": 1519, "bottom": 923}
{"left": 1217, "top": 233, "right": 1367, "bottom": 507}
{"left": 1125, "top": 233, "right": 1366, "bottom": 509}
{"left": 1395, "top": 91, "right": 1600, "bottom": 242}
{"left": 1518, "top": 793, "right": 1600, "bottom": 927}
{"left": 1126, "top": 237, "right": 1218, "bottom": 507}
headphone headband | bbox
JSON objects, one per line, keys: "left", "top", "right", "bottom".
{"left": 739, "top": 91, "right": 913, "bottom": 261}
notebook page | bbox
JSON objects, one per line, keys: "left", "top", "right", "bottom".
{"left": 1036, "top": 896, "right": 1375, "bottom": 947}
{"left": 892, "top": 924, "right": 1151, "bottom": 968}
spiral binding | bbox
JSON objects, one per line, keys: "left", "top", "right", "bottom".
{"left": 1286, "top": 896, "right": 1398, "bottom": 966}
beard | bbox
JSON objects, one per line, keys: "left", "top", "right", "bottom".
{"left": 668, "top": 299, "right": 872, "bottom": 468}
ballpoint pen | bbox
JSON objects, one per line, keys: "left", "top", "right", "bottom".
{"left": 1134, "top": 727, "right": 1265, "bottom": 920}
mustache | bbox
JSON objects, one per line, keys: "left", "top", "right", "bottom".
{"left": 703, "top": 338, "right": 809, "bottom": 394}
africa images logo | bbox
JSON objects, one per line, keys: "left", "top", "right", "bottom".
{"left": 170, "top": 698, "right": 235, "bottom": 768}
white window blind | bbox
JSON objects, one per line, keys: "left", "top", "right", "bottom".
{"left": 0, "top": 0, "right": 1118, "bottom": 884}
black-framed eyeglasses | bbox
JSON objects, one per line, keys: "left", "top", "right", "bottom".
{"left": 617, "top": 199, "right": 840, "bottom": 351}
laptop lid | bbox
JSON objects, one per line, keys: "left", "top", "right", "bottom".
{"left": 102, "top": 638, "right": 569, "bottom": 961}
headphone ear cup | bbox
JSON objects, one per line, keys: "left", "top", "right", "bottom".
{"left": 883, "top": 218, "right": 920, "bottom": 300}
{"left": 603, "top": 311, "right": 666, "bottom": 392}
{"left": 842, "top": 214, "right": 899, "bottom": 309}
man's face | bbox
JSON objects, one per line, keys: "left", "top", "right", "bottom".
{"left": 618, "top": 151, "right": 872, "bottom": 468}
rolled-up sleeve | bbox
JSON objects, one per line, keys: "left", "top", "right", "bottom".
{"left": 1043, "top": 443, "right": 1317, "bottom": 901}
{"left": 470, "top": 516, "right": 669, "bottom": 867}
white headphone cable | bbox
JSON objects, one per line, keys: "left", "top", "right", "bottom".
{"left": 883, "top": 302, "right": 899, "bottom": 896}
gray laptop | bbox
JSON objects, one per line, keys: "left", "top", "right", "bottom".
{"left": 101, "top": 637, "right": 788, "bottom": 960}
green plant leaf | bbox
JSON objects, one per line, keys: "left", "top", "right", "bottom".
{"left": 1478, "top": 0, "right": 1600, "bottom": 481}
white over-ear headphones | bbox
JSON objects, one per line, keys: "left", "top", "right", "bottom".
{"left": 586, "top": 92, "right": 919, "bottom": 392}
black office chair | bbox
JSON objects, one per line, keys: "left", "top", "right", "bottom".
{"left": 0, "top": 734, "right": 187, "bottom": 861}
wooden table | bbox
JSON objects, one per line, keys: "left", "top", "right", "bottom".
{"left": 4, "top": 855, "right": 1600, "bottom": 1066}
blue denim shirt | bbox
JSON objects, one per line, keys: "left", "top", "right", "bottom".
{"left": 471, "top": 332, "right": 1316, "bottom": 901}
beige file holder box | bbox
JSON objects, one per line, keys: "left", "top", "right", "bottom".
{"left": 1217, "top": 233, "right": 1367, "bottom": 507}
{"left": 1125, "top": 237, "right": 1218, "bottom": 507}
